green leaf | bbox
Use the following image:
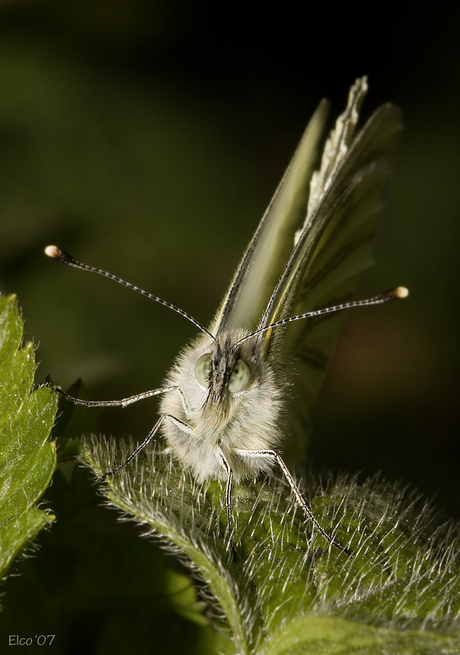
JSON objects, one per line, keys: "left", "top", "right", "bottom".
{"left": 0, "top": 294, "right": 57, "bottom": 581}
{"left": 0, "top": 462, "right": 213, "bottom": 653}
{"left": 0, "top": 296, "right": 210, "bottom": 652}
{"left": 84, "top": 437, "right": 460, "bottom": 654}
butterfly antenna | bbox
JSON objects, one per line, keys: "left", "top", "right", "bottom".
{"left": 45, "top": 245, "right": 215, "bottom": 340}
{"left": 236, "top": 287, "right": 408, "bottom": 345}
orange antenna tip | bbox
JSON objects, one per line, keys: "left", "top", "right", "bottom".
{"left": 394, "top": 286, "right": 409, "bottom": 299}
{"left": 44, "top": 245, "right": 61, "bottom": 259}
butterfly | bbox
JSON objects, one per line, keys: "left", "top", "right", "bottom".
{"left": 45, "top": 77, "right": 406, "bottom": 556}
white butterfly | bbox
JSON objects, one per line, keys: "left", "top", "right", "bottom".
{"left": 46, "top": 77, "right": 406, "bottom": 555}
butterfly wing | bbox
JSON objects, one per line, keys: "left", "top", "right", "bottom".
{"left": 209, "top": 77, "right": 402, "bottom": 466}
{"left": 259, "top": 78, "right": 403, "bottom": 457}
{"left": 210, "top": 98, "right": 330, "bottom": 335}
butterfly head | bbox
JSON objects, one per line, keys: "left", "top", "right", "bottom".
{"left": 194, "top": 331, "right": 265, "bottom": 417}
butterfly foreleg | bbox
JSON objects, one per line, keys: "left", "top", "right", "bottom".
{"left": 103, "top": 414, "right": 167, "bottom": 477}
{"left": 216, "top": 447, "right": 238, "bottom": 558}
{"left": 103, "top": 413, "right": 191, "bottom": 477}
{"left": 235, "top": 448, "right": 352, "bottom": 556}
{"left": 53, "top": 385, "right": 177, "bottom": 408}
{"left": 175, "top": 386, "right": 192, "bottom": 418}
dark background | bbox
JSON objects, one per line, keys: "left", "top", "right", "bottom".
{"left": 0, "top": 0, "right": 459, "bottom": 523}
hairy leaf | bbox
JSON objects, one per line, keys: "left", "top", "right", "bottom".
{"left": 0, "top": 294, "right": 57, "bottom": 582}
{"left": 84, "top": 437, "right": 460, "bottom": 654}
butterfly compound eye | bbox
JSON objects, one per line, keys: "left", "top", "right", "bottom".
{"left": 195, "top": 353, "right": 212, "bottom": 388}
{"left": 228, "top": 358, "right": 251, "bottom": 393}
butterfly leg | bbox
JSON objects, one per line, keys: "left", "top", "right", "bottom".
{"left": 176, "top": 386, "right": 192, "bottom": 417}
{"left": 52, "top": 385, "right": 177, "bottom": 408}
{"left": 235, "top": 448, "right": 352, "bottom": 556}
{"left": 102, "top": 413, "right": 191, "bottom": 477}
{"left": 102, "top": 414, "right": 167, "bottom": 477}
{"left": 217, "top": 448, "right": 238, "bottom": 559}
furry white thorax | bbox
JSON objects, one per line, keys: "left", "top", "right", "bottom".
{"left": 160, "top": 329, "right": 284, "bottom": 483}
